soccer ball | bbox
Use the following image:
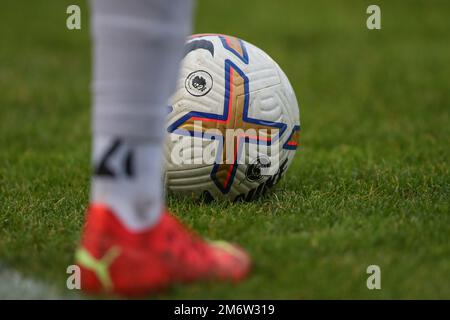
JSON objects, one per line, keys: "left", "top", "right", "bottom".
{"left": 164, "top": 34, "right": 300, "bottom": 201}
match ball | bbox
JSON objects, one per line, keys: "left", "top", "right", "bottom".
{"left": 164, "top": 34, "right": 300, "bottom": 201}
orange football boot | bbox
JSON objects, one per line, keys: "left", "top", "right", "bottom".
{"left": 75, "top": 204, "right": 250, "bottom": 296}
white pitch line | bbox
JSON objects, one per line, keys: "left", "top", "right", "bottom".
{"left": 0, "top": 264, "right": 81, "bottom": 300}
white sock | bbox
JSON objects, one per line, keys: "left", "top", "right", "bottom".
{"left": 92, "top": 136, "right": 163, "bottom": 230}
{"left": 89, "top": 0, "right": 194, "bottom": 231}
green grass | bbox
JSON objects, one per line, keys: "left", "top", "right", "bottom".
{"left": 0, "top": 0, "right": 449, "bottom": 299}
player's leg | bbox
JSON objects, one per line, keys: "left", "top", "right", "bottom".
{"left": 75, "top": 0, "right": 250, "bottom": 296}
{"left": 90, "top": 0, "right": 192, "bottom": 231}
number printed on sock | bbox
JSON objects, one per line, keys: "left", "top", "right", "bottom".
{"left": 94, "top": 139, "right": 135, "bottom": 178}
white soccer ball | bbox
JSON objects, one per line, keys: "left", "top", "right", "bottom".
{"left": 164, "top": 34, "right": 300, "bottom": 201}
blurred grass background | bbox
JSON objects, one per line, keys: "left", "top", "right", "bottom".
{"left": 0, "top": 0, "right": 449, "bottom": 298}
